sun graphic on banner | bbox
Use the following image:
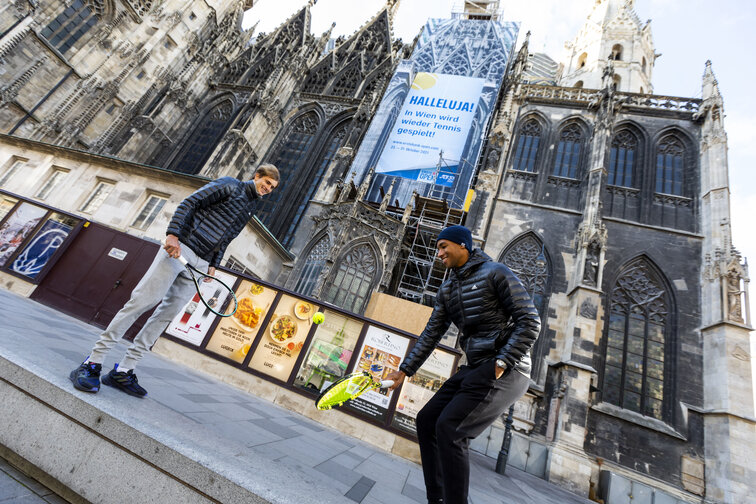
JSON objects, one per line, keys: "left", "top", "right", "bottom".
{"left": 411, "top": 72, "right": 438, "bottom": 90}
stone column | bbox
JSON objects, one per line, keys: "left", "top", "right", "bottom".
{"left": 545, "top": 66, "right": 619, "bottom": 497}
{"left": 697, "top": 61, "right": 756, "bottom": 504}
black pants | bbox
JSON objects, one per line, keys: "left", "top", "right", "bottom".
{"left": 416, "top": 360, "right": 530, "bottom": 504}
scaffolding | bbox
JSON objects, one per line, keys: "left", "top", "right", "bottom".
{"left": 395, "top": 194, "right": 465, "bottom": 306}
{"left": 451, "top": 0, "right": 503, "bottom": 21}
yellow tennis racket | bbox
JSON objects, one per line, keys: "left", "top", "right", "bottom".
{"left": 315, "top": 372, "right": 394, "bottom": 410}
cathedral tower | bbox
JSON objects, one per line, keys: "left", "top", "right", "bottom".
{"left": 559, "top": 0, "right": 656, "bottom": 93}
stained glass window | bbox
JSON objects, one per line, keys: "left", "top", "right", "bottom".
{"left": 323, "top": 244, "right": 378, "bottom": 314}
{"left": 500, "top": 234, "right": 550, "bottom": 381}
{"left": 40, "top": 0, "right": 101, "bottom": 54}
{"left": 281, "top": 123, "right": 349, "bottom": 246}
{"left": 257, "top": 112, "right": 319, "bottom": 232}
{"left": 552, "top": 123, "right": 583, "bottom": 179}
{"left": 603, "top": 260, "right": 669, "bottom": 420}
{"left": 172, "top": 100, "right": 234, "bottom": 175}
{"left": 294, "top": 236, "right": 330, "bottom": 296}
{"left": 608, "top": 130, "right": 638, "bottom": 187}
{"left": 512, "top": 120, "right": 541, "bottom": 173}
{"left": 655, "top": 136, "right": 685, "bottom": 196}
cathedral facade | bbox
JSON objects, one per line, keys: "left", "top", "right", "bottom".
{"left": 0, "top": 1, "right": 753, "bottom": 503}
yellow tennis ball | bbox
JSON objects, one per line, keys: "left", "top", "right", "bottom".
{"left": 313, "top": 312, "right": 325, "bottom": 324}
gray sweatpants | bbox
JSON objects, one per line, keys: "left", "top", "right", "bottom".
{"left": 88, "top": 244, "right": 209, "bottom": 370}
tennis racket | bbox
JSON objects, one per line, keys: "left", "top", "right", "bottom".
{"left": 176, "top": 255, "right": 238, "bottom": 317}
{"left": 315, "top": 372, "right": 394, "bottom": 410}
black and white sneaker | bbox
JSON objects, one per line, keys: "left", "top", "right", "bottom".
{"left": 101, "top": 367, "right": 147, "bottom": 397}
{"left": 69, "top": 361, "right": 102, "bottom": 393}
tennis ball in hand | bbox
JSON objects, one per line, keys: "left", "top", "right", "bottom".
{"left": 313, "top": 312, "right": 325, "bottom": 324}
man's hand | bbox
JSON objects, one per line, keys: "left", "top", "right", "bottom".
{"left": 384, "top": 369, "right": 406, "bottom": 392}
{"left": 164, "top": 234, "right": 181, "bottom": 258}
{"left": 204, "top": 266, "right": 216, "bottom": 282}
{"left": 495, "top": 364, "right": 506, "bottom": 379}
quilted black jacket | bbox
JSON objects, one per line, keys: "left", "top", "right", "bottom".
{"left": 400, "top": 249, "right": 541, "bottom": 377}
{"left": 166, "top": 177, "right": 259, "bottom": 268}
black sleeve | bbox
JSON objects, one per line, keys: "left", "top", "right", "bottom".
{"left": 399, "top": 288, "right": 452, "bottom": 377}
{"left": 490, "top": 265, "right": 541, "bottom": 368}
{"left": 166, "top": 178, "right": 234, "bottom": 239}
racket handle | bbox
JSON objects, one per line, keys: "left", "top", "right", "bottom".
{"left": 176, "top": 255, "right": 188, "bottom": 266}
{"left": 379, "top": 380, "right": 394, "bottom": 389}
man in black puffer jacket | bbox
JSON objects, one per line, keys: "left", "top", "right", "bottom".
{"left": 386, "top": 225, "right": 540, "bottom": 504}
{"left": 70, "top": 164, "right": 279, "bottom": 398}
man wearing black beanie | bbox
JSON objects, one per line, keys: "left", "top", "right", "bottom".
{"left": 386, "top": 225, "right": 540, "bottom": 504}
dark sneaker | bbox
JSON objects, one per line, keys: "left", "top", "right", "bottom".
{"left": 101, "top": 368, "right": 147, "bottom": 397}
{"left": 69, "top": 361, "right": 102, "bottom": 393}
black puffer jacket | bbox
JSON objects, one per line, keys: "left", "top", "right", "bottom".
{"left": 400, "top": 249, "right": 541, "bottom": 377}
{"left": 166, "top": 177, "right": 259, "bottom": 268}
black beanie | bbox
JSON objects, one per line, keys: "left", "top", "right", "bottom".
{"left": 437, "top": 225, "right": 473, "bottom": 251}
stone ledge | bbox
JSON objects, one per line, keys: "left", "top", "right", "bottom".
{"left": 0, "top": 354, "right": 352, "bottom": 504}
{"left": 591, "top": 401, "right": 686, "bottom": 440}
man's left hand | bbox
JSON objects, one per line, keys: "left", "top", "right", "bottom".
{"left": 204, "top": 266, "right": 216, "bottom": 282}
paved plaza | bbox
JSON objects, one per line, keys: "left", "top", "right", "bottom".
{"left": 0, "top": 288, "right": 592, "bottom": 504}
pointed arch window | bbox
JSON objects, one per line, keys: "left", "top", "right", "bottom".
{"left": 282, "top": 122, "right": 349, "bottom": 245}
{"left": 608, "top": 130, "right": 638, "bottom": 187}
{"left": 603, "top": 260, "right": 669, "bottom": 420}
{"left": 323, "top": 244, "right": 378, "bottom": 314}
{"left": 610, "top": 44, "right": 623, "bottom": 61}
{"left": 41, "top": 0, "right": 102, "bottom": 54}
{"left": 294, "top": 236, "right": 330, "bottom": 296}
{"left": 257, "top": 112, "right": 320, "bottom": 229}
{"left": 655, "top": 136, "right": 685, "bottom": 196}
{"left": 171, "top": 100, "right": 234, "bottom": 175}
{"left": 512, "top": 119, "right": 541, "bottom": 173}
{"left": 500, "top": 234, "right": 550, "bottom": 381}
{"left": 553, "top": 123, "right": 583, "bottom": 179}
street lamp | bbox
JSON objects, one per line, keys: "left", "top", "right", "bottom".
{"left": 496, "top": 245, "right": 546, "bottom": 475}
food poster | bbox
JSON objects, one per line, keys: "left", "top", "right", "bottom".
{"left": 165, "top": 269, "right": 238, "bottom": 346}
{"left": 345, "top": 326, "right": 410, "bottom": 422}
{"left": 293, "top": 310, "right": 363, "bottom": 393}
{"left": 205, "top": 279, "right": 277, "bottom": 362}
{"left": 391, "top": 348, "right": 457, "bottom": 435}
{"left": 247, "top": 294, "right": 317, "bottom": 381}
{"left": 0, "top": 202, "right": 47, "bottom": 267}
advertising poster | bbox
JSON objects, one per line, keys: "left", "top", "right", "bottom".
{"left": 0, "top": 195, "right": 18, "bottom": 222}
{"left": 375, "top": 72, "right": 484, "bottom": 187}
{"left": 346, "top": 326, "right": 411, "bottom": 422}
{"left": 391, "top": 348, "right": 457, "bottom": 435}
{"left": 205, "top": 280, "right": 277, "bottom": 362}
{"left": 11, "top": 213, "right": 78, "bottom": 278}
{"left": 248, "top": 294, "right": 317, "bottom": 381}
{"left": 293, "top": 310, "right": 363, "bottom": 393}
{"left": 165, "top": 269, "right": 238, "bottom": 346}
{"left": 0, "top": 202, "right": 47, "bottom": 267}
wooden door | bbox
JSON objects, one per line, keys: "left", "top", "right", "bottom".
{"left": 31, "top": 223, "right": 160, "bottom": 334}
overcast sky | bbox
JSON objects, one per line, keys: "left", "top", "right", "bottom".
{"left": 243, "top": 0, "right": 756, "bottom": 321}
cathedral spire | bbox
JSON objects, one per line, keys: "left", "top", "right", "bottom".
{"left": 702, "top": 60, "right": 722, "bottom": 102}
{"left": 559, "top": 0, "right": 654, "bottom": 93}
{"left": 387, "top": 0, "right": 401, "bottom": 23}
{"left": 699, "top": 60, "right": 726, "bottom": 141}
